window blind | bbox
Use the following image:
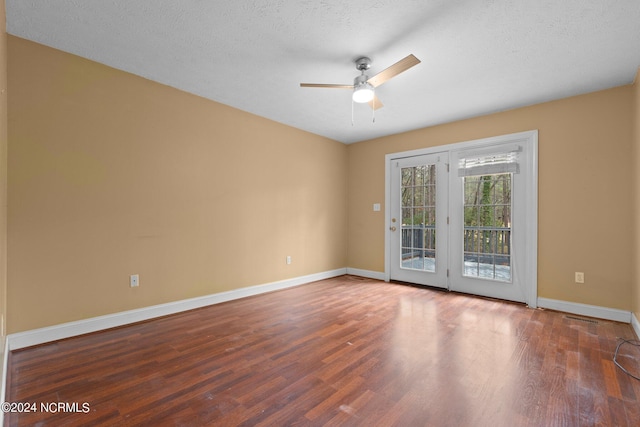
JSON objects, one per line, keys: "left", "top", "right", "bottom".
{"left": 457, "top": 144, "right": 521, "bottom": 177}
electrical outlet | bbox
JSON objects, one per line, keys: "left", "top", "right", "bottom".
{"left": 130, "top": 274, "right": 139, "bottom": 287}
{"left": 286, "top": 256, "right": 292, "bottom": 265}
{"left": 574, "top": 272, "right": 584, "bottom": 284}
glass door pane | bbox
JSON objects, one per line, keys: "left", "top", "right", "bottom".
{"left": 401, "top": 164, "right": 437, "bottom": 272}
{"left": 462, "top": 173, "right": 512, "bottom": 282}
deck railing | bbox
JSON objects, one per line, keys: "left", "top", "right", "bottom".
{"left": 401, "top": 225, "right": 510, "bottom": 263}
{"left": 462, "top": 226, "right": 510, "bottom": 265}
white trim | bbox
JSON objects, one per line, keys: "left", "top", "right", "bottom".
{"left": 631, "top": 313, "right": 640, "bottom": 339}
{"left": 384, "top": 130, "right": 537, "bottom": 162}
{"left": 537, "top": 297, "right": 631, "bottom": 323}
{"left": 525, "top": 132, "right": 538, "bottom": 308}
{"left": 346, "top": 268, "right": 386, "bottom": 281}
{"left": 6, "top": 268, "right": 347, "bottom": 351}
{"left": 384, "top": 154, "right": 392, "bottom": 283}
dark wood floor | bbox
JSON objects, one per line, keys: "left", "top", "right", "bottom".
{"left": 5, "top": 275, "right": 640, "bottom": 426}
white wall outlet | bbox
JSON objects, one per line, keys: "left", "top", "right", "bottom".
{"left": 286, "top": 256, "right": 292, "bottom": 265}
{"left": 130, "top": 274, "right": 139, "bottom": 287}
{"left": 373, "top": 203, "right": 381, "bottom": 212}
{"left": 574, "top": 272, "right": 584, "bottom": 284}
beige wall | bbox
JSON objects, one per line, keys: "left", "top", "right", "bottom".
{"left": 5, "top": 34, "right": 638, "bottom": 334}
{"left": 633, "top": 69, "right": 640, "bottom": 325}
{"left": 347, "top": 86, "right": 634, "bottom": 310}
{"left": 1, "top": 0, "right": 8, "bottom": 341}
{"left": 7, "top": 37, "right": 348, "bottom": 333}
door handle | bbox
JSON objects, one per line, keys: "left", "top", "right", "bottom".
{"left": 389, "top": 226, "right": 397, "bottom": 232}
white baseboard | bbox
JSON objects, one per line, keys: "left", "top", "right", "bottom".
{"left": 345, "top": 268, "right": 385, "bottom": 281}
{"left": 537, "top": 297, "right": 631, "bottom": 323}
{"left": 632, "top": 312, "right": 640, "bottom": 339}
{"left": 6, "top": 268, "right": 347, "bottom": 351}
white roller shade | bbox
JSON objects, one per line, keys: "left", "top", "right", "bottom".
{"left": 457, "top": 144, "right": 521, "bottom": 177}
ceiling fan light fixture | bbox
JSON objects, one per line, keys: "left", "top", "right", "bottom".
{"left": 352, "top": 82, "right": 374, "bottom": 103}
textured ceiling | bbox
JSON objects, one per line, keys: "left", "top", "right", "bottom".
{"left": 6, "top": 0, "right": 640, "bottom": 144}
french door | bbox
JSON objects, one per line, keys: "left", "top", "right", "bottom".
{"left": 389, "top": 153, "right": 448, "bottom": 288}
{"left": 386, "top": 131, "right": 537, "bottom": 305}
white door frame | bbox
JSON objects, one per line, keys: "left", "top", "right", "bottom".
{"left": 384, "top": 130, "right": 538, "bottom": 308}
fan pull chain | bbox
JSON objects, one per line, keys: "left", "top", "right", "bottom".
{"left": 351, "top": 98, "right": 354, "bottom": 126}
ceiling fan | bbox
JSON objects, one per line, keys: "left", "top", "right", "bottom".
{"left": 300, "top": 54, "right": 421, "bottom": 110}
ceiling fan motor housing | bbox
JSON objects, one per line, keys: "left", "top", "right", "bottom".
{"left": 355, "top": 57, "right": 372, "bottom": 71}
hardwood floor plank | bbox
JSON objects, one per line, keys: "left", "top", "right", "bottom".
{"left": 4, "top": 275, "right": 639, "bottom": 426}
{"left": 323, "top": 389, "right": 376, "bottom": 426}
{"left": 304, "top": 375, "right": 365, "bottom": 423}
{"left": 602, "top": 358, "right": 623, "bottom": 399}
